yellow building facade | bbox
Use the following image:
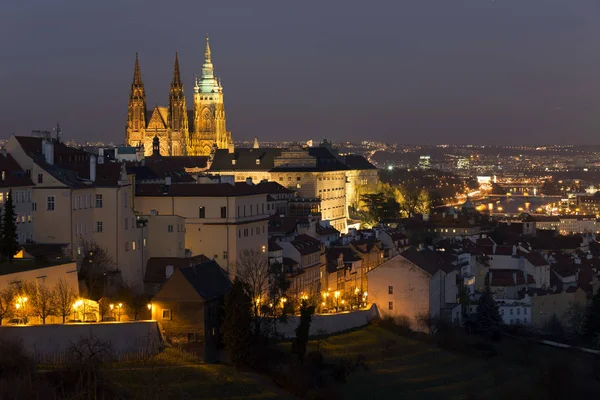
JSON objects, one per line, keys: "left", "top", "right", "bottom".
{"left": 125, "top": 38, "right": 232, "bottom": 156}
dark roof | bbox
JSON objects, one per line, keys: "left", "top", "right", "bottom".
{"left": 209, "top": 146, "right": 356, "bottom": 173}
{"left": 325, "top": 247, "right": 362, "bottom": 274}
{"left": 178, "top": 260, "right": 231, "bottom": 301}
{"left": 351, "top": 240, "right": 382, "bottom": 254}
{"left": 268, "top": 240, "right": 282, "bottom": 252}
{"left": 316, "top": 224, "right": 340, "bottom": 236}
{"left": 144, "top": 255, "right": 210, "bottom": 284}
{"left": 291, "top": 234, "right": 322, "bottom": 255}
{"left": 145, "top": 155, "right": 208, "bottom": 170}
{"left": 401, "top": 246, "right": 456, "bottom": 275}
{"left": 524, "top": 251, "right": 549, "bottom": 267}
{"left": 0, "top": 259, "right": 73, "bottom": 277}
{"left": 209, "top": 148, "right": 282, "bottom": 171}
{"left": 485, "top": 269, "right": 536, "bottom": 287}
{"left": 269, "top": 215, "right": 308, "bottom": 235}
{"left": 253, "top": 181, "right": 295, "bottom": 195}
{"left": 0, "top": 153, "right": 34, "bottom": 188}
{"left": 342, "top": 154, "right": 377, "bottom": 170}
{"left": 21, "top": 243, "right": 70, "bottom": 260}
{"left": 135, "top": 182, "right": 269, "bottom": 197}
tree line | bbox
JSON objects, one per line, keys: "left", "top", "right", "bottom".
{"left": 0, "top": 279, "right": 78, "bottom": 325}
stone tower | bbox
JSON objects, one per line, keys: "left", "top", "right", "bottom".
{"left": 191, "top": 37, "right": 232, "bottom": 156}
{"left": 126, "top": 53, "right": 147, "bottom": 149}
{"left": 167, "top": 53, "right": 189, "bottom": 156}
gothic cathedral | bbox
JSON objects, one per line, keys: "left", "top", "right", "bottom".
{"left": 125, "top": 38, "right": 232, "bottom": 156}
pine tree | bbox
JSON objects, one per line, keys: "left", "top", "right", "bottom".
{"left": 1, "top": 190, "right": 18, "bottom": 263}
{"left": 475, "top": 285, "right": 503, "bottom": 337}
{"left": 584, "top": 290, "right": 600, "bottom": 345}
{"left": 293, "top": 299, "right": 315, "bottom": 361}
{"left": 221, "top": 278, "right": 252, "bottom": 368}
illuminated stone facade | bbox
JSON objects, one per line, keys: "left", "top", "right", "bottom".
{"left": 125, "top": 38, "right": 232, "bottom": 156}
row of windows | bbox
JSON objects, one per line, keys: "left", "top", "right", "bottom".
{"left": 500, "top": 307, "right": 528, "bottom": 316}
{"left": 124, "top": 239, "right": 147, "bottom": 252}
{"left": 236, "top": 204, "right": 265, "bottom": 218}
{"left": 76, "top": 194, "right": 103, "bottom": 209}
{"left": 238, "top": 225, "right": 265, "bottom": 238}
{"left": 167, "top": 224, "right": 185, "bottom": 233}
{"left": 15, "top": 213, "right": 32, "bottom": 224}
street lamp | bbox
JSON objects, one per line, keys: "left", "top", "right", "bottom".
{"left": 117, "top": 303, "right": 123, "bottom": 321}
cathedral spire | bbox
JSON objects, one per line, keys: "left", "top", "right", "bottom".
{"left": 172, "top": 52, "right": 182, "bottom": 86}
{"left": 204, "top": 36, "right": 211, "bottom": 63}
{"left": 133, "top": 52, "right": 143, "bottom": 86}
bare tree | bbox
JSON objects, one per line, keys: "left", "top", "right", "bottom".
{"left": 0, "top": 287, "right": 15, "bottom": 325}
{"left": 77, "top": 239, "right": 114, "bottom": 300}
{"left": 416, "top": 312, "right": 440, "bottom": 335}
{"left": 25, "top": 281, "right": 57, "bottom": 324}
{"left": 236, "top": 248, "right": 270, "bottom": 319}
{"left": 565, "top": 302, "right": 587, "bottom": 340}
{"left": 54, "top": 278, "right": 77, "bottom": 323}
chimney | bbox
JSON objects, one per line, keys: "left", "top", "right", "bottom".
{"left": 165, "top": 265, "right": 174, "bottom": 279}
{"left": 43, "top": 139, "right": 54, "bottom": 165}
{"left": 89, "top": 155, "right": 96, "bottom": 182}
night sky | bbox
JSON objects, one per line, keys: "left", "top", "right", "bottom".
{"left": 2, "top": 0, "right": 600, "bottom": 145}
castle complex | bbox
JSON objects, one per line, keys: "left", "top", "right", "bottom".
{"left": 125, "top": 38, "right": 231, "bottom": 156}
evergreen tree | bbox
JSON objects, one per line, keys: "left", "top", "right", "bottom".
{"left": 583, "top": 290, "right": 600, "bottom": 345}
{"left": 474, "top": 285, "right": 503, "bottom": 337}
{"left": 221, "top": 278, "right": 252, "bottom": 368}
{"left": 1, "top": 190, "right": 18, "bottom": 263}
{"left": 292, "top": 299, "right": 315, "bottom": 361}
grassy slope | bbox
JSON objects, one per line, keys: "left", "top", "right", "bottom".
{"left": 308, "top": 325, "right": 532, "bottom": 400}
{"left": 103, "top": 348, "right": 291, "bottom": 400}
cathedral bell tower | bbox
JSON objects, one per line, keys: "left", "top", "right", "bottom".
{"left": 167, "top": 53, "right": 189, "bottom": 156}
{"left": 126, "top": 53, "right": 147, "bottom": 148}
{"left": 191, "top": 37, "right": 232, "bottom": 156}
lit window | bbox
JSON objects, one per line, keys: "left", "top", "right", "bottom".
{"left": 132, "top": 241, "right": 136, "bottom": 251}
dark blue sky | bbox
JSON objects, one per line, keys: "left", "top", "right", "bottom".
{"left": 2, "top": 0, "right": 600, "bottom": 145}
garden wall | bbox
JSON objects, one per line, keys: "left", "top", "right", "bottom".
{"left": 0, "top": 321, "right": 162, "bottom": 363}
{"left": 275, "top": 304, "right": 379, "bottom": 339}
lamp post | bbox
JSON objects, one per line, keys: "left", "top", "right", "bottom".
{"left": 334, "top": 291, "right": 340, "bottom": 312}
{"left": 117, "top": 303, "right": 123, "bottom": 321}
{"left": 147, "top": 303, "right": 152, "bottom": 320}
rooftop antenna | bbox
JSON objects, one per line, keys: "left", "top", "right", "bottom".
{"left": 54, "top": 122, "right": 62, "bottom": 142}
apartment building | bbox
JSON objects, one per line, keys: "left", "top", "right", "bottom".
{"left": 133, "top": 182, "right": 269, "bottom": 277}
{"left": 6, "top": 135, "right": 149, "bottom": 290}
{"left": 278, "top": 234, "right": 326, "bottom": 297}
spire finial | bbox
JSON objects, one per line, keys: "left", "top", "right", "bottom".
{"left": 133, "top": 52, "right": 142, "bottom": 85}
{"left": 204, "top": 35, "right": 211, "bottom": 62}
{"left": 172, "top": 52, "right": 182, "bottom": 86}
